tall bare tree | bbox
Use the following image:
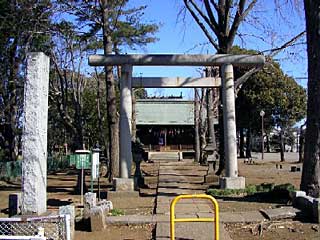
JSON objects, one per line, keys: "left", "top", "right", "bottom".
{"left": 300, "top": 0, "right": 320, "bottom": 198}
{"left": 50, "top": 21, "right": 90, "bottom": 150}
{"left": 182, "top": 0, "right": 260, "bottom": 173}
{"left": 182, "top": 0, "right": 305, "bottom": 174}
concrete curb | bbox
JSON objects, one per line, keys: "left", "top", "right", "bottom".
{"left": 105, "top": 208, "right": 300, "bottom": 225}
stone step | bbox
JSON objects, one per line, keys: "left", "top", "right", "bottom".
{"left": 159, "top": 175, "right": 204, "bottom": 183}
{"left": 143, "top": 183, "right": 158, "bottom": 189}
{"left": 143, "top": 176, "right": 158, "bottom": 185}
{"left": 159, "top": 161, "right": 201, "bottom": 166}
{"left": 157, "top": 188, "right": 204, "bottom": 196}
{"left": 149, "top": 152, "right": 180, "bottom": 161}
{"left": 159, "top": 165, "right": 208, "bottom": 171}
{"left": 141, "top": 169, "right": 159, "bottom": 176}
{"left": 159, "top": 169, "right": 207, "bottom": 176}
{"left": 155, "top": 203, "right": 214, "bottom": 215}
{"left": 156, "top": 196, "right": 211, "bottom": 204}
{"left": 139, "top": 188, "right": 157, "bottom": 196}
{"left": 158, "top": 182, "right": 208, "bottom": 190}
{"left": 156, "top": 222, "right": 232, "bottom": 240}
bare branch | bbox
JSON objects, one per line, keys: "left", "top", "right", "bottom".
{"left": 184, "top": 0, "right": 220, "bottom": 51}
{"left": 184, "top": 41, "right": 211, "bottom": 53}
{"left": 234, "top": 65, "right": 263, "bottom": 93}
{"left": 229, "top": 0, "right": 257, "bottom": 46}
{"left": 203, "top": 0, "right": 220, "bottom": 31}
{"left": 267, "top": 31, "right": 306, "bottom": 57}
{"left": 210, "top": 0, "right": 220, "bottom": 13}
{"left": 187, "top": 0, "right": 220, "bottom": 37}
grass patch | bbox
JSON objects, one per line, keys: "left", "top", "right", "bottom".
{"left": 207, "top": 183, "right": 295, "bottom": 197}
{"left": 109, "top": 208, "right": 125, "bottom": 216}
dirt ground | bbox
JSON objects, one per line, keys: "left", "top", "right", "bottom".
{"left": 226, "top": 221, "right": 319, "bottom": 240}
{"left": 0, "top": 152, "right": 319, "bottom": 239}
{"left": 75, "top": 224, "right": 155, "bottom": 240}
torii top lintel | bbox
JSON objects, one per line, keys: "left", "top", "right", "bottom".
{"left": 88, "top": 54, "right": 265, "bottom": 67}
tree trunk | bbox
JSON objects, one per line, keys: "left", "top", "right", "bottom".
{"left": 239, "top": 127, "right": 245, "bottom": 158}
{"left": 207, "top": 88, "right": 217, "bottom": 147}
{"left": 6, "top": 40, "right": 19, "bottom": 162}
{"left": 194, "top": 89, "right": 201, "bottom": 163}
{"left": 96, "top": 71, "right": 105, "bottom": 152}
{"left": 206, "top": 68, "right": 218, "bottom": 153}
{"left": 279, "top": 129, "right": 285, "bottom": 162}
{"left": 105, "top": 57, "right": 119, "bottom": 180}
{"left": 132, "top": 90, "right": 137, "bottom": 142}
{"left": 245, "top": 127, "right": 252, "bottom": 158}
{"left": 298, "top": 128, "right": 305, "bottom": 163}
{"left": 216, "top": 88, "right": 225, "bottom": 175}
{"left": 102, "top": 1, "right": 120, "bottom": 180}
{"left": 199, "top": 89, "right": 208, "bottom": 164}
{"left": 74, "top": 103, "right": 84, "bottom": 149}
{"left": 266, "top": 134, "right": 271, "bottom": 153}
{"left": 301, "top": 0, "right": 320, "bottom": 198}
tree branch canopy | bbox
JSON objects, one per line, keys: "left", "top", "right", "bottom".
{"left": 183, "top": 0, "right": 258, "bottom": 53}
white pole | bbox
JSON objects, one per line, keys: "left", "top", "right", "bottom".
{"left": 222, "top": 64, "right": 238, "bottom": 178}
{"left": 120, "top": 65, "right": 133, "bottom": 178}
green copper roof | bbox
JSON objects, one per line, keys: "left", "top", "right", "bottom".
{"left": 136, "top": 99, "right": 194, "bottom": 125}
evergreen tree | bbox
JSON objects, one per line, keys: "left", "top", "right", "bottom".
{"left": 0, "top": 0, "right": 52, "bottom": 161}
{"left": 57, "top": 0, "right": 158, "bottom": 179}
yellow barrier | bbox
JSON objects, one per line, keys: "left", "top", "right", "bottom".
{"left": 170, "top": 194, "right": 219, "bottom": 240}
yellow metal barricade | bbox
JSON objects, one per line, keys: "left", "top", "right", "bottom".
{"left": 170, "top": 194, "right": 219, "bottom": 240}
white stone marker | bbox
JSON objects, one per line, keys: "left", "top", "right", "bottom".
{"left": 21, "top": 52, "right": 49, "bottom": 215}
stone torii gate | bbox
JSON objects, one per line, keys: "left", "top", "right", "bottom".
{"left": 89, "top": 54, "right": 265, "bottom": 189}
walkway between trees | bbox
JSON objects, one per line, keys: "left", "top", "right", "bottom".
{"left": 153, "top": 157, "right": 231, "bottom": 239}
{"left": 105, "top": 154, "right": 301, "bottom": 239}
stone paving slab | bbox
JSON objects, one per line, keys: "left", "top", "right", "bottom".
{"left": 159, "top": 165, "right": 208, "bottom": 170}
{"left": 157, "top": 188, "right": 204, "bottom": 196}
{"left": 158, "top": 182, "right": 209, "bottom": 190}
{"left": 105, "top": 211, "right": 267, "bottom": 225}
{"left": 158, "top": 175, "right": 204, "bottom": 183}
{"left": 156, "top": 222, "right": 232, "bottom": 240}
{"left": 159, "top": 169, "right": 208, "bottom": 176}
{"left": 156, "top": 196, "right": 212, "bottom": 204}
{"left": 158, "top": 161, "right": 199, "bottom": 166}
{"left": 220, "top": 211, "right": 266, "bottom": 223}
{"left": 105, "top": 209, "right": 301, "bottom": 225}
{"left": 260, "top": 206, "right": 301, "bottom": 220}
{"left": 156, "top": 204, "right": 213, "bottom": 214}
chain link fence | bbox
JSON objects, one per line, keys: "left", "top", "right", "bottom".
{"left": 0, "top": 215, "right": 70, "bottom": 240}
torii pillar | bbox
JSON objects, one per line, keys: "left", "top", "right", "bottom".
{"left": 219, "top": 64, "right": 245, "bottom": 189}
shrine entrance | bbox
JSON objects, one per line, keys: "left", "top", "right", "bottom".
{"left": 88, "top": 54, "right": 265, "bottom": 189}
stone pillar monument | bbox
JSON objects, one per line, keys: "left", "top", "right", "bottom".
{"left": 220, "top": 64, "right": 245, "bottom": 189}
{"left": 21, "top": 52, "right": 49, "bottom": 215}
